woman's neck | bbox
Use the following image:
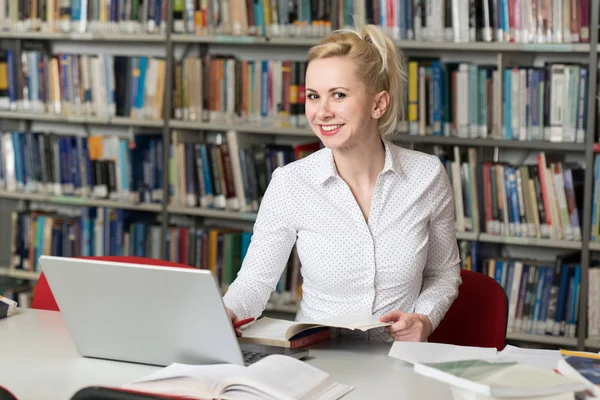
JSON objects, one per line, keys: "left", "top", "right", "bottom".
{"left": 332, "top": 136, "right": 386, "bottom": 188}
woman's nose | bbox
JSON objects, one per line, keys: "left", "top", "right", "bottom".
{"left": 317, "top": 100, "right": 333, "bottom": 120}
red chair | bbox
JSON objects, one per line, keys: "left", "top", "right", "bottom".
{"left": 428, "top": 269, "right": 508, "bottom": 350}
{"left": 31, "top": 256, "right": 195, "bottom": 312}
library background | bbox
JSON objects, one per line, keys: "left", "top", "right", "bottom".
{"left": 0, "top": 0, "right": 597, "bottom": 351}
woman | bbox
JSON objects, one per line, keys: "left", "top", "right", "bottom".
{"left": 223, "top": 24, "right": 461, "bottom": 342}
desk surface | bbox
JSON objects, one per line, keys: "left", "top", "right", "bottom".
{"left": 0, "top": 309, "right": 453, "bottom": 400}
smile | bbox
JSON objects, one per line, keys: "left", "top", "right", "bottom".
{"left": 321, "top": 124, "right": 344, "bottom": 131}
{"left": 319, "top": 124, "right": 345, "bottom": 136}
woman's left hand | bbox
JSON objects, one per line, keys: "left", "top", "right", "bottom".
{"left": 379, "top": 311, "right": 433, "bottom": 342}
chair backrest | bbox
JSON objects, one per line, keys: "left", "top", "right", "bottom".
{"left": 428, "top": 269, "right": 508, "bottom": 350}
{"left": 31, "top": 257, "right": 195, "bottom": 312}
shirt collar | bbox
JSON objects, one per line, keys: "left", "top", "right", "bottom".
{"left": 317, "top": 140, "right": 402, "bottom": 185}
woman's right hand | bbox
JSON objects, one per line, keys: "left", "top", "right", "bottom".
{"left": 226, "top": 307, "right": 242, "bottom": 337}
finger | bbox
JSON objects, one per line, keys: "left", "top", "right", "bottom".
{"left": 379, "top": 310, "right": 407, "bottom": 323}
{"left": 235, "top": 328, "right": 242, "bottom": 337}
{"left": 388, "top": 316, "right": 417, "bottom": 334}
{"left": 391, "top": 332, "right": 421, "bottom": 342}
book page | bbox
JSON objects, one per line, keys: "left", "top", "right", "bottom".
{"left": 285, "top": 313, "right": 391, "bottom": 340}
{"left": 126, "top": 363, "right": 245, "bottom": 398}
{"left": 497, "top": 345, "right": 563, "bottom": 371}
{"left": 125, "top": 377, "right": 216, "bottom": 399}
{"left": 308, "top": 313, "right": 392, "bottom": 330}
{"left": 240, "top": 317, "right": 295, "bottom": 343}
{"left": 219, "top": 354, "right": 353, "bottom": 400}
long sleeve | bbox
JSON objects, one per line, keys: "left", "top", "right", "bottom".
{"left": 413, "top": 160, "right": 462, "bottom": 331}
{"left": 222, "top": 168, "right": 297, "bottom": 321}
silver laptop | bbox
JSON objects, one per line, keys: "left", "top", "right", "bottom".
{"left": 39, "top": 255, "right": 308, "bottom": 367}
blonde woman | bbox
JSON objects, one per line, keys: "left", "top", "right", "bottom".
{"left": 223, "top": 24, "right": 461, "bottom": 342}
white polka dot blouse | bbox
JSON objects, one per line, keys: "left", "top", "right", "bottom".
{"left": 223, "top": 140, "right": 462, "bottom": 334}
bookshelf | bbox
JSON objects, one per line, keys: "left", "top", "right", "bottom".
{"left": 0, "top": 1, "right": 598, "bottom": 351}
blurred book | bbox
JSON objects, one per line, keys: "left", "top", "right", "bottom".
{"left": 557, "top": 350, "right": 600, "bottom": 399}
{"left": 414, "top": 359, "right": 586, "bottom": 399}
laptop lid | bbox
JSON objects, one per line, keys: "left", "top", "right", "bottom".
{"left": 39, "top": 256, "right": 245, "bottom": 367}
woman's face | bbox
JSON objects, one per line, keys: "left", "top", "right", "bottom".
{"left": 305, "top": 56, "right": 379, "bottom": 151}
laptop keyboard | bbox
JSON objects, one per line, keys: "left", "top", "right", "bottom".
{"left": 242, "top": 349, "right": 270, "bottom": 365}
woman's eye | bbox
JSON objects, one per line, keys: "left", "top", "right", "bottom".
{"left": 333, "top": 92, "right": 346, "bottom": 99}
{"left": 307, "top": 93, "right": 318, "bottom": 100}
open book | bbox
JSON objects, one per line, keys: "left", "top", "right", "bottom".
{"left": 239, "top": 313, "right": 392, "bottom": 348}
{"left": 125, "top": 354, "right": 353, "bottom": 400}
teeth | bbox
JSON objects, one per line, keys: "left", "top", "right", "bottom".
{"left": 321, "top": 124, "right": 343, "bottom": 132}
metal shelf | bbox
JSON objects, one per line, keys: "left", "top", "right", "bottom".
{"left": 0, "top": 191, "right": 163, "bottom": 212}
{"left": 456, "top": 231, "right": 479, "bottom": 241}
{"left": 585, "top": 338, "right": 600, "bottom": 349}
{"left": 171, "top": 122, "right": 588, "bottom": 149}
{"left": 6, "top": 269, "right": 41, "bottom": 281}
{"left": 168, "top": 205, "right": 258, "bottom": 221}
{"left": 507, "top": 332, "right": 578, "bottom": 346}
{"left": 0, "top": 111, "right": 164, "bottom": 127}
{"left": 395, "top": 135, "right": 587, "bottom": 152}
{"left": 171, "top": 34, "right": 591, "bottom": 53}
{"left": 0, "top": 110, "right": 587, "bottom": 150}
{"left": 590, "top": 243, "right": 600, "bottom": 252}
{"left": 171, "top": 119, "right": 314, "bottom": 136}
{"left": 0, "top": 31, "right": 165, "bottom": 42}
{"left": 478, "top": 233, "right": 582, "bottom": 249}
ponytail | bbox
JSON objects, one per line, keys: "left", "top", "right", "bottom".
{"left": 308, "top": 24, "right": 407, "bottom": 138}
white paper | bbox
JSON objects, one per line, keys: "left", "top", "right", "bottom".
{"left": 497, "top": 345, "right": 563, "bottom": 372}
{"left": 388, "top": 342, "right": 498, "bottom": 365}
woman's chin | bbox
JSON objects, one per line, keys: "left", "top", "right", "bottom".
{"left": 317, "top": 132, "right": 351, "bottom": 150}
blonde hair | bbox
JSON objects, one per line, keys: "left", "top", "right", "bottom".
{"left": 307, "top": 24, "right": 407, "bottom": 138}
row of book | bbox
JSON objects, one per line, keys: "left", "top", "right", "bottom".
{"left": 0, "top": 0, "right": 168, "bottom": 34}
{"left": 0, "top": 132, "right": 166, "bottom": 203}
{"left": 464, "top": 254, "right": 581, "bottom": 339}
{"left": 0, "top": 130, "right": 322, "bottom": 211}
{"left": 0, "top": 131, "right": 591, "bottom": 242}
{"left": 0, "top": 49, "right": 166, "bottom": 119}
{"left": 0, "top": 0, "right": 592, "bottom": 44}
{"left": 187, "top": 56, "right": 588, "bottom": 143}
{"left": 10, "top": 208, "right": 163, "bottom": 272}
{"left": 178, "top": 0, "right": 591, "bottom": 44}
{"left": 173, "top": 57, "right": 309, "bottom": 128}
{"left": 171, "top": 130, "right": 320, "bottom": 211}
{"left": 8, "top": 206, "right": 302, "bottom": 304}
{"left": 0, "top": 48, "right": 593, "bottom": 145}
{"left": 162, "top": 223, "right": 299, "bottom": 302}
{"left": 174, "top": 55, "right": 590, "bottom": 143}
{"left": 408, "top": 60, "right": 588, "bottom": 143}
{"left": 439, "top": 146, "right": 584, "bottom": 241}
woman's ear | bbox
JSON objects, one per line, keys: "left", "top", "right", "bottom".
{"left": 372, "top": 90, "right": 390, "bottom": 119}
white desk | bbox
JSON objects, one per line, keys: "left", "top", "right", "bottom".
{"left": 0, "top": 309, "right": 453, "bottom": 400}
